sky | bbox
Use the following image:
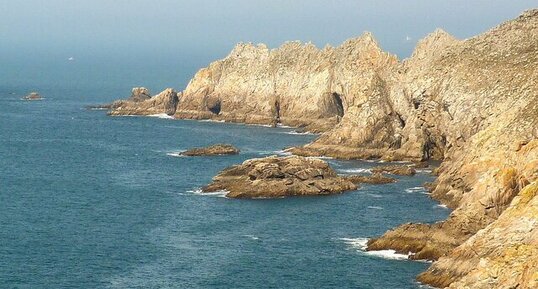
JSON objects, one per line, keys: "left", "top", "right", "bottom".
{"left": 1, "top": 1, "right": 537, "bottom": 67}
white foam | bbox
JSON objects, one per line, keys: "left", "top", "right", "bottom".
{"left": 416, "top": 169, "right": 433, "bottom": 174}
{"left": 367, "top": 206, "right": 384, "bottom": 210}
{"left": 283, "top": 130, "right": 316, "bottom": 135}
{"left": 242, "top": 234, "right": 260, "bottom": 240}
{"left": 339, "top": 237, "right": 411, "bottom": 261}
{"left": 274, "top": 150, "right": 292, "bottom": 156}
{"left": 166, "top": 151, "right": 185, "bottom": 157}
{"left": 404, "top": 186, "right": 429, "bottom": 194}
{"left": 187, "top": 188, "right": 229, "bottom": 198}
{"left": 339, "top": 168, "right": 371, "bottom": 174}
{"left": 436, "top": 204, "right": 449, "bottom": 209}
{"left": 276, "top": 124, "right": 294, "bottom": 128}
{"left": 148, "top": 113, "right": 174, "bottom": 119}
{"left": 306, "top": 156, "right": 333, "bottom": 160}
{"left": 200, "top": 119, "right": 226, "bottom": 123}
{"left": 367, "top": 193, "right": 383, "bottom": 198}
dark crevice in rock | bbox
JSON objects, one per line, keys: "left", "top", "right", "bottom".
{"left": 332, "top": 93, "right": 344, "bottom": 117}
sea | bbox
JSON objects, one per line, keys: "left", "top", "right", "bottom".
{"left": 0, "top": 57, "right": 449, "bottom": 288}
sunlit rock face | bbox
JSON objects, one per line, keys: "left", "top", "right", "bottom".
{"left": 106, "top": 9, "right": 538, "bottom": 288}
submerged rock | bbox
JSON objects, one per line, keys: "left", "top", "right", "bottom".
{"left": 344, "top": 173, "right": 396, "bottom": 184}
{"left": 22, "top": 92, "right": 43, "bottom": 100}
{"left": 181, "top": 144, "right": 239, "bottom": 156}
{"left": 203, "top": 156, "right": 357, "bottom": 198}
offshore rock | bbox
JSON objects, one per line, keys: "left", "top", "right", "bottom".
{"left": 202, "top": 156, "right": 357, "bottom": 198}
{"left": 22, "top": 92, "right": 43, "bottom": 100}
{"left": 109, "top": 88, "right": 179, "bottom": 116}
{"left": 180, "top": 144, "right": 239, "bottom": 156}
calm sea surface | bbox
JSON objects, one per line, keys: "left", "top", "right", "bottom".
{"left": 0, "top": 59, "right": 449, "bottom": 288}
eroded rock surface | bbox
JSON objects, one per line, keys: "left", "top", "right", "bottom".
{"left": 181, "top": 144, "right": 239, "bottom": 156}
{"left": 202, "top": 156, "right": 357, "bottom": 198}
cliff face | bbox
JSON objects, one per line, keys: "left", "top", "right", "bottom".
{"left": 174, "top": 33, "right": 398, "bottom": 131}
{"left": 106, "top": 9, "right": 538, "bottom": 288}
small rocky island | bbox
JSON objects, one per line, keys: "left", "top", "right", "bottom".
{"left": 22, "top": 92, "right": 43, "bottom": 101}
{"left": 181, "top": 144, "right": 239, "bottom": 156}
{"left": 203, "top": 156, "right": 357, "bottom": 198}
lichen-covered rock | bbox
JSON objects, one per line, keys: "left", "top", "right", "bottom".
{"left": 180, "top": 144, "right": 239, "bottom": 156}
{"left": 202, "top": 156, "right": 357, "bottom": 198}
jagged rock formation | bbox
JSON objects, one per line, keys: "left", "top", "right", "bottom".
{"left": 128, "top": 87, "right": 151, "bottom": 102}
{"left": 170, "top": 33, "right": 398, "bottom": 132}
{"left": 180, "top": 144, "right": 239, "bottom": 156}
{"left": 104, "top": 9, "right": 538, "bottom": 288}
{"left": 202, "top": 156, "right": 357, "bottom": 198}
{"left": 108, "top": 88, "right": 179, "bottom": 116}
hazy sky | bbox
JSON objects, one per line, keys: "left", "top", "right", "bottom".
{"left": 1, "top": 0, "right": 537, "bottom": 62}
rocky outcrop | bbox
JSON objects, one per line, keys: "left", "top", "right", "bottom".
{"left": 371, "top": 165, "right": 416, "bottom": 176}
{"left": 344, "top": 173, "right": 396, "bottom": 185}
{"left": 180, "top": 144, "right": 239, "bottom": 156}
{"left": 202, "top": 156, "right": 357, "bottom": 198}
{"left": 109, "top": 88, "right": 179, "bottom": 116}
{"left": 22, "top": 92, "right": 43, "bottom": 100}
{"left": 128, "top": 87, "right": 151, "bottom": 102}
{"left": 173, "top": 33, "right": 398, "bottom": 131}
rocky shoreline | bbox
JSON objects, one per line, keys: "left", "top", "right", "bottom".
{"left": 98, "top": 9, "right": 538, "bottom": 288}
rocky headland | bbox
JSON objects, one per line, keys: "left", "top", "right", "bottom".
{"left": 181, "top": 144, "right": 239, "bottom": 156}
{"left": 203, "top": 155, "right": 357, "bottom": 198}
{"left": 104, "top": 9, "right": 538, "bottom": 288}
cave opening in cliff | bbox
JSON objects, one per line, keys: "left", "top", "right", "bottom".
{"left": 332, "top": 93, "right": 344, "bottom": 117}
{"left": 208, "top": 100, "right": 221, "bottom": 114}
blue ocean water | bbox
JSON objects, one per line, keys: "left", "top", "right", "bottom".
{"left": 0, "top": 60, "right": 449, "bottom": 288}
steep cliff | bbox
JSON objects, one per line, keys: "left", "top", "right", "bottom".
{"left": 173, "top": 33, "right": 398, "bottom": 131}
{"left": 106, "top": 9, "right": 538, "bottom": 288}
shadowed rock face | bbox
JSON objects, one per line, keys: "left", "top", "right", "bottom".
{"left": 180, "top": 144, "right": 239, "bottom": 156}
{"left": 202, "top": 156, "right": 357, "bottom": 198}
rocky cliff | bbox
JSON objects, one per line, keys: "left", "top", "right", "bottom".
{"left": 107, "top": 9, "right": 538, "bottom": 288}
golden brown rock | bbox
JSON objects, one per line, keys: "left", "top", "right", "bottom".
{"left": 109, "top": 88, "right": 179, "bottom": 116}
{"left": 202, "top": 156, "right": 357, "bottom": 198}
{"left": 344, "top": 173, "right": 396, "bottom": 184}
{"left": 371, "top": 165, "right": 416, "bottom": 176}
{"left": 180, "top": 144, "right": 239, "bottom": 156}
